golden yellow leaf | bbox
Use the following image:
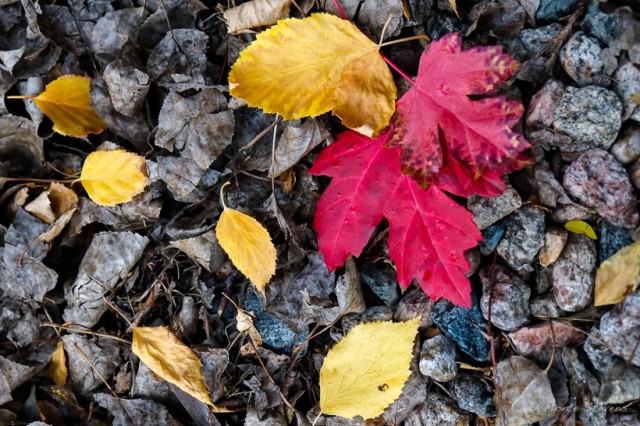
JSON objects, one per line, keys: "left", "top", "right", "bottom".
{"left": 31, "top": 75, "right": 107, "bottom": 137}
{"left": 216, "top": 207, "right": 276, "bottom": 294}
{"left": 80, "top": 149, "right": 148, "bottom": 206}
{"left": 45, "top": 341, "right": 68, "bottom": 386}
{"left": 595, "top": 242, "right": 640, "bottom": 306}
{"left": 564, "top": 220, "right": 597, "bottom": 240}
{"left": 320, "top": 318, "right": 419, "bottom": 420}
{"left": 228, "top": 13, "right": 395, "bottom": 137}
{"left": 132, "top": 326, "right": 229, "bottom": 411}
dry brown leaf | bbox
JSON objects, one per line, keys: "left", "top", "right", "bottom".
{"left": 45, "top": 341, "right": 68, "bottom": 386}
{"left": 595, "top": 242, "right": 640, "bottom": 306}
{"left": 25, "top": 183, "right": 78, "bottom": 224}
{"left": 224, "top": 0, "right": 291, "bottom": 34}
{"left": 38, "top": 208, "right": 77, "bottom": 243}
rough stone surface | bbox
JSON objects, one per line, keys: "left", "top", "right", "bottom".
{"left": 535, "top": 266, "right": 553, "bottom": 293}
{"left": 508, "top": 320, "right": 584, "bottom": 363}
{"left": 404, "top": 393, "right": 471, "bottom": 426}
{"left": 552, "top": 233, "right": 596, "bottom": 312}
{"left": 360, "top": 263, "right": 401, "bottom": 307}
{"left": 539, "top": 226, "right": 568, "bottom": 267}
{"left": 629, "top": 158, "right": 640, "bottom": 191}
{"left": 530, "top": 294, "right": 566, "bottom": 318}
{"left": 582, "top": 0, "right": 621, "bottom": 45}
{"left": 394, "top": 289, "right": 434, "bottom": 329}
{"left": 468, "top": 183, "right": 521, "bottom": 230}
{"left": 431, "top": 295, "right": 490, "bottom": 362}
{"left": 599, "top": 220, "right": 634, "bottom": 265}
{"left": 600, "top": 291, "right": 640, "bottom": 367}
{"left": 562, "top": 347, "right": 606, "bottom": 425}
{"left": 553, "top": 86, "right": 622, "bottom": 152}
{"left": 450, "top": 373, "right": 496, "bottom": 417}
{"left": 611, "top": 125, "right": 640, "bottom": 165}
{"left": 614, "top": 62, "right": 640, "bottom": 121}
{"left": 562, "top": 149, "right": 639, "bottom": 228}
{"left": 526, "top": 79, "right": 565, "bottom": 128}
{"left": 497, "top": 205, "right": 545, "bottom": 273}
{"left": 418, "top": 335, "right": 458, "bottom": 382}
{"left": 253, "top": 314, "right": 308, "bottom": 356}
{"left": 536, "top": 0, "right": 581, "bottom": 22}
{"left": 479, "top": 265, "right": 531, "bottom": 331}
{"left": 479, "top": 219, "right": 507, "bottom": 255}
{"left": 560, "top": 31, "right": 605, "bottom": 86}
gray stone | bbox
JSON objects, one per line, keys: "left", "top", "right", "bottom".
{"left": 254, "top": 314, "right": 308, "bottom": 356}
{"left": 560, "top": 31, "right": 606, "bottom": 86}
{"left": 552, "top": 233, "right": 596, "bottom": 312}
{"left": 479, "top": 219, "right": 507, "bottom": 255}
{"left": 418, "top": 335, "right": 457, "bottom": 382}
{"left": 582, "top": 0, "right": 621, "bottom": 45}
{"left": 611, "top": 125, "right": 640, "bottom": 166}
{"left": 563, "top": 149, "right": 639, "bottom": 228}
{"left": 479, "top": 265, "right": 531, "bottom": 331}
{"left": 629, "top": 158, "right": 640, "bottom": 191}
{"left": 536, "top": 0, "right": 580, "bottom": 22}
{"left": 497, "top": 205, "right": 545, "bottom": 273}
{"left": 600, "top": 291, "right": 640, "bottom": 366}
{"left": 562, "top": 347, "right": 606, "bottom": 426}
{"left": 519, "top": 24, "right": 563, "bottom": 58}
{"left": 508, "top": 320, "right": 583, "bottom": 363}
{"left": 526, "top": 79, "right": 565, "bottom": 129}
{"left": 394, "top": 289, "right": 434, "bottom": 329}
{"left": 404, "top": 393, "right": 471, "bottom": 426}
{"left": 553, "top": 86, "right": 622, "bottom": 152}
{"left": 614, "top": 63, "right": 640, "bottom": 121}
{"left": 530, "top": 294, "right": 566, "bottom": 318}
{"left": 468, "top": 183, "right": 522, "bottom": 229}
{"left": 450, "top": 373, "right": 496, "bottom": 417}
{"left": 535, "top": 266, "right": 553, "bottom": 293}
{"left": 599, "top": 220, "right": 634, "bottom": 265}
{"left": 360, "top": 263, "right": 401, "bottom": 307}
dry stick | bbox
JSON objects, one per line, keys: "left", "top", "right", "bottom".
{"left": 544, "top": 318, "right": 557, "bottom": 374}
{"left": 487, "top": 256, "right": 507, "bottom": 425}
{"left": 41, "top": 322, "right": 131, "bottom": 344}
{"left": 102, "top": 296, "right": 134, "bottom": 329}
{"left": 73, "top": 342, "right": 115, "bottom": 393}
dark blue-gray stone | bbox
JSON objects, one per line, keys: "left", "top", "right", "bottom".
{"left": 599, "top": 220, "right": 634, "bottom": 265}
{"left": 360, "top": 263, "right": 401, "bottom": 307}
{"left": 582, "top": 0, "right": 620, "bottom": 45}
{"left": 426, "top": 12, "right": 466, "bottom": 40}
{"left": 431, "top": 295, "right": 490, "bottom": 362}
{"left": 451, "top": 372, "right": 497, "bottom": 417}
{"left": 254, "top": 314, "right": 308, "bottom": 356}
{"left": 244, "top": 290, "right": 263, "bottom": 315}
{"left": 536, "top": 0, "right": 581, "bottom": 22}
{"left": 479, "top": 219, "right": 507, "bottom": 255}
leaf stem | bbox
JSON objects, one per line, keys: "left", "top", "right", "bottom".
{"left": 379, "top": 34, "right": 431, "bottom": 47}
{"left": 381, "top": 54, "right": 415, "bottom": 84}
{"left": 332, "top": 0, "right": 348, "bottom": 20}
{"left": 6, "top": 95, "right": 33, "bottom": 100}
{"left": 0, "top": 177, "right": 77, "bottom": 184}
{"left": 219, "top": 181, "right": 230, "bottom": 210}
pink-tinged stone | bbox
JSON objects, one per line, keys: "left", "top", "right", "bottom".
{"left": 526, "top": 79, "right": 565, "bottom": 128}
{"left": 507, "top": 320, "right": 584, "bottom": 363}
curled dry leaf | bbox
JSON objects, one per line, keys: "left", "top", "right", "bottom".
{"left": 216, "top": 207, "right": 276, "bottom": 295}
{"left": 132, "top": 326, "right": 229, "bottom": 411}
{"left": 45, "top": 341, "right": 68, "bottom": 386}
{"left": 595, "top": 242, "right": 640, "bottom": 306}
{"left": 224, "top": 0, "right": 291, "bottom": 34}
{"left": 80, "top": 149, "right": 148, "bottom": 206}
{"left": 229, "top": 13, "right": 396, "bottom": 137}
{"left": 320, "top": 318, "right": 419, "bottom": 420}
{"left": 27, "top": 75, "right": 107, "bottom": 137}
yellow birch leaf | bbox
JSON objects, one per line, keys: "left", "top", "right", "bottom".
{"left": 595, "top": 242, "right": 640, "bottom": 306}
{"left": 228, "top": 13, "right": 395, "bottom": 137}
{"left": 564, "top": 220, "right": 597, "bottom": 240}
{"left": 45, "top": 341, "right": 68, "bottom": 386}
{"left": 320, "top": 318, "right": 419, "bottom": 420}
{"left": 216, "top": 207, "right": 276, "bottom": 295}
{"left": 132, "top": 326, "right": 230, "bottom": 411}
{"left": 31, "top": 75, "right": 107, "bottom": 137}
{"left": 80, "top": 149, "right": 148, "bottom": 206}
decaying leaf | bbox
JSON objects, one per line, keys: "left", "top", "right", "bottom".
{"left": 25, "top": 182, "right": 78, "bottom": 224}
{"left": 27, "top": 75, "right": 107, "bottom": 137}
{"left": 169, "top": 230, "right": 219, "bottom": 272}
{"left": 224, "top": 0, "right": 291, "bottom": 34}
{"left": 216, "top": 205, "right": 276, "bottom": 295}
{"left": 45, "top": 341, "right": 68, "bottom": 386}
{"left": 564, "top": 220, "right": 597, "bottom": 240}
{"left": 320, "top": 318, "right": 419, "bottom": 420}
{"left": 80, "top": 149, "right": 148, "bottom": 206}
{"left": 132, "top": 326, "right": 228, "bottom": 411}
{"left": 595, "top": 242, "right": 640, "bottom": 306}
{"left": 229, "top": 13, "right": 396, "bottom": 137}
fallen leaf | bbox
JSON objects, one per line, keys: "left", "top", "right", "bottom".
{"left": 595, "top": 242, "right": 640, "bottom": 306}
{"left": 388, "top": 33, "right": 529, "bottom": 188}
{"left": 320, "top": 318, "right": 419, "bottom": 420}
{"left": 216, "top": 206, "right": 277, "bottom": 295}
{"left": 38, "top": 208, "right": 77, "bottom": 243}
{"left": 25, "top": 183, "right": 78, "bottom": 224}
{"left": 229, "top": 13, "right": 396, "bottom": 137}
{"left": 169, "top": 230, "right": 219, "bottom": 272}
{"left": 310, "top": 129, "right": 481, "bottom": 307}
{"left": 132, "top": 326, "right": 228, "bottom": 411}
{"left": 564, "top": 220, "right": 597, "bottom": 240}
{"left": 45, "top": 341, "right": 68, "bottom": 386}
{"left": 224, "top": 0, "right": 291, "bottom": 34}
{"left": 80, "top": 149, "right": 148, "bottom": 206}
{"left": 28, "top": 75, "right": 107, "bottom": 137}
{"left": 448, "top": 0, "right": 460, "bottom": 18}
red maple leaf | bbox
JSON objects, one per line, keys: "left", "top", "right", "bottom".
{"left": 388, "top": 33, "right": 530, "bottom": 190}
{"left": 310, "top": 129, "right": 481, "bottom": 307}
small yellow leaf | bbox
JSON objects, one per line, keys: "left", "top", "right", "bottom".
{"left": 80, "top": 149, "right": 148, "bottom": 206}
{"left": 320, "top": 318, "right": 419, "bottom": 420}
{"left": 132, "top": 326, "right": 229, "bottom": 411}
{"left": 45, "top": 341, "right": 68, "bottom": 386}
{"left": 31, "top": 75, "right": 107, "bottom": 137}
{"left": 229, "top": 13, "right": 396, "bottom": 137}
{"left": 595, "top": 242, "right": 640, "bottom": 306}
{"left": 216, "top": 208, "right": 276, "bottom": 294}
{"left": 564, "top": 220, "right": 597, "bottom": 240}
{"left": 448, "top": 0, "right": 460, "bottom": 18}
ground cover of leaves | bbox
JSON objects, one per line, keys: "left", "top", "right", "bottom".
{"left": 1, "top": 0, "right": 640, "bottom": 425}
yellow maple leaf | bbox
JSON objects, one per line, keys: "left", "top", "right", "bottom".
{"left": 320, "top": 318, "right": 419, "bottom": 420}
{"left": 132, "top": 326, "right": 230, "bottom": 411}
{"left": 80, "top": 149, "right": 148, "bottom": 206}
{"left": 215, "top": 193, "right": 277, "bottom": 294}
{"left": 30, "top": 75, "right": 107, "bottom": 137}
{"left": 45, "top": 341, "right": 68, "bottom": 386}
{"left": 228, "top": 13, "right": 396, "bottom": 137}
{"left": 595, "top": 242, "right": 640, "bottom": 306}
